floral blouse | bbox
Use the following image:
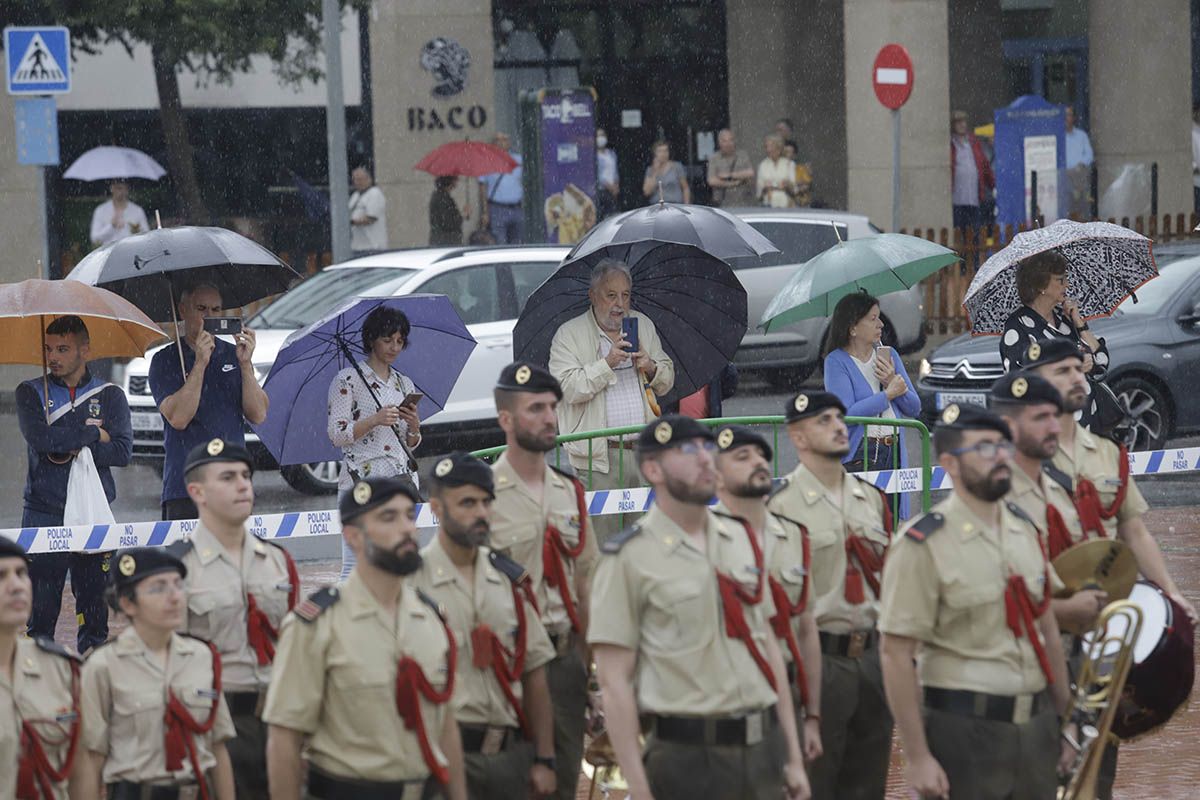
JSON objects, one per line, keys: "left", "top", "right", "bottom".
{"left": 327, "top": 363, "right": 421, "bottom": 492}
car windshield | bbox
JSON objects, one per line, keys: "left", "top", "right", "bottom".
{"left": 1115, "top": 257, "right": 1198, "bottom": 315}
{"left": 251, "top": 267, "right": 416, "bottom": 329}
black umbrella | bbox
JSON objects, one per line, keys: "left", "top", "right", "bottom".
{"left": 512, "top": 241, "right": 748, "bottom": 397}
{"left": 67, "top": 226, "right": 301, "bottom": 322}
{"left": 565, "top": 201, "right": 780, "bottom": 264}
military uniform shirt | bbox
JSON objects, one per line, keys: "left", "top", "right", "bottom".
{"left": 1, "top": 638, "right": 77, "bottom": 800}
{"left": 1052, "top": 423, "right": 1149, "bottom": 538}
{"left": 1007, "top": 464, "right": 1085, "bottom": 549}
{"left": 489, "top": 455, "right": 599, "bottom": 636}
{"left": 713, "top": 501, "right": 810, "bottom": 663}
{"left": 767, "top": 465, "right": 889, "bottom": 633}
{"left": 410, "top": 540, "right": 555, "bottom": 728}
{"left": 261, "top": 572, "right": 453, "bottom": 782}
{"left": 80, "top": 628, "right": 235, "bottom": 785}
{"left": 177, "top": 524, "right": 293, "bottom": 692}
{"left": 879, "top": 494, "right": 1054, "bottom": 696}
{"left": 587, "top": 505, "right": 779, "bottom": 716}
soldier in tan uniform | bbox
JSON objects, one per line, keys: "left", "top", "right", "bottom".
{"left": 589, "top": 415, "right": 808, "bottom": 800}
{"left": 989, "top": 372, "right": 1106, "bottom": 633}
{"left": 766, "top": 391, "right": 892, "bottom": 799}
{"left": 488, "top": 362, "right": 597, "bottom": 799}
{"left": 414, "top": 451, "right": 558, "bottom": 799}
{"left": 712, "top": 424, "right": 822, "bottom": 762}
{"left": 78, "top": 547, "right": 236, "bottom": 800}
{"left": 879, "top": 404, "right": 1072, "bottom": 800}
{"left": 263, "top": 476, "right": 466, "bottom": 800}
{"left": 168, "top": 439, "right": 298, "bottom": 800}
{"left": 1025, "top": 338, "right": 1196, "bottom": 621}
{"left": 0, "top": 536, "right": 82, "bottom": 800}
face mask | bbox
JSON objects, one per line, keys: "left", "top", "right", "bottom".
{"left": 597, "top": 136, "right": 608, "bottom": 149}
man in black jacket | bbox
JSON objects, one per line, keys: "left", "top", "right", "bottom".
{"left": 15, "top": 315, "right": 131, "bottom": 653}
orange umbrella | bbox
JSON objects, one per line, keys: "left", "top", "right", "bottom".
{"left": 0, "top": 279, "right": 167, "bottom": 365}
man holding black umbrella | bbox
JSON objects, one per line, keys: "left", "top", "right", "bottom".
{"left": 548, "top": 259, "right": 674, "bottom": 543}
{"left": 150, "top": 285, "right": 269, "bottom": 520}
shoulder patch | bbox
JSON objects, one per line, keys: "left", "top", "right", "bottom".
{"left": 487, "top": 549, "right": 530, "bottom": 585}
{"left": 904, "top": 512, "right": 944, "bottom": 543}
{"left": 294, "top": 586, "right": 340, "bottom": 623}
{"left": 34, "top": 636, "right": 81, "bottom": 663}
{"left": 601, "top": 523, "right": 643, "bottom": 554}
{"left": 768, "top": 511, "right": 808, "bottom": 536}
{"left": 767, "top": 476, "right": 791, "bottom": 501}
{"left": 548, "top": 463, "right": 579, "bottom": 481}
{"left": 165, "top": 539, "right": 194, "bottom": 559}
{"left": 1042, "top": 461, "right": 1074, "bottom": 496}
{"left": 1005, "top": 501, "right": 1038, "bottom": 529}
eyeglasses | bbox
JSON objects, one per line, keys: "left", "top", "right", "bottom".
{"left": 947, "top": 440, "right": 1015, "bottom": 460}
{"left": 674, "top": 440, "right": 719, "bottom": 455}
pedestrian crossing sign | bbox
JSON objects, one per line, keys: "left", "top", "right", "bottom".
{"left": 5, "top": 27, "right": 71, "bottom": 95}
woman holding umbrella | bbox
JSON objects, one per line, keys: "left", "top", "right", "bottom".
{"left": 428, "top": 175, "right": 468, "bottom": 246}
{"left": 327, "top": 306, "right": 422, "bottom": 578}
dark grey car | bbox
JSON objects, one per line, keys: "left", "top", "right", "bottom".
{"left": 915, "top": 242, "right": 1200, "bottom": 451}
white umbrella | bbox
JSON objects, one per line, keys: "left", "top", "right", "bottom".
{"left": 63, "top": 146, "right": 166, "bottom": 181}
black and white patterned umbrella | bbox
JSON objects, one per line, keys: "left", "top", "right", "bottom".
{"left": 963, "top": 220, "right": 1157, "bottom": 335}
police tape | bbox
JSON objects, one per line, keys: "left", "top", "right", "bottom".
{"left": 4, "top": 446, "right": 1196, "bottom": 555}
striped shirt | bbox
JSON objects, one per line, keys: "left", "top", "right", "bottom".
{"left": 596, "top": 322, "right": 648, "bottom": 436}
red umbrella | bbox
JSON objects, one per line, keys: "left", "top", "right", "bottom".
{"left": 414, "top": 141, "right": 517, "bottom": 177}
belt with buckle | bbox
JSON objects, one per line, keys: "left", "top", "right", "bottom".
{"left": 307, "top": 766, "right": 430, "bottom": 800}
{"left": 224, "top": 690, "right": 263, "bottom": 716}
{"left": 607, "top": 440, "right": 637, "bottom": 450}
{"left": 548, "top": 629, "right": 575, "bottom": 658}
{"left": 106, "top": 781, "right": 198, "bottom": 800}
{"left": 868, "top": 435, "right": 896, "bottom": 446}
{"left": 819, "top": 629, "right": 878, "bottom": 659}
{"left": 459, "top": 723, "right": 523, "bottom": 755}
{"left": 488, "top": 200, "right": 521, "bottom": 208}
{"left": 649, "top": 708, "right": 776, "bottom": 747}
{"left": 923, "top": 687, "right": 1048, "bottom": 725}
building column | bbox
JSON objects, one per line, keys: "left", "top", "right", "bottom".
{"left": 844, "top": 0, "right": 952, "bottom": 230}
{"left": 725, "top": 0, "right": 795, "bottom": 161}
{"left": 1089, "top": 0, "right": 1192, "bottom": 218}
{"left": 370, "top": 0, "right": 495, "bottom": 250}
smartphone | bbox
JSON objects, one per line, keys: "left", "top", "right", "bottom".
{"left": 203, "top": 317, "right": 242, "bottom": 336}
{"left": 400, "top": 391, "right": 424, "bottom": 409}
{"left": 621, "top": 317, "right": 639, "bottom": 354}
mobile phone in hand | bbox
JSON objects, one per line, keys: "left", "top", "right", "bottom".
{"left": 400, "top": 392, "right": 424, "bottom": 409}
{"left": 203, "top": 317, "right": 243, "bottom": 336}
{"left": 621, "top": 317, "right": 640, "bottom": 354}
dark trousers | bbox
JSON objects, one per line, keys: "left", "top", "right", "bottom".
{"left": 227, "top": 706, "right": 269, "bottom": 800}
{"left": 162, "top": 496, "right": 198, "bottom": 521}
{"left": 546, "top": 645, "right": 588, "bottom": 800}
{"left": 923, "top": 702, "right": 1058, "bottom": 799}
{"left": 643, "top": 723, "right": 785, "bottom": 799}
{"left": 463, "top": 740, "right": 532, "bottom": 800}
{"left": 24, "top": 506, "right": 109, "bottom": 654}
{"left": 952, "top": 204, "right": 981, "bottom": 231}
{"left": 487, "top": 202, "right": 524, "bottom": 244}
{"left": 809, "top": 648, "right": 894, "bottom": 800}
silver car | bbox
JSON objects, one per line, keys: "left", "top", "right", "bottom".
{"left": 728, "top": 208, "right": 926, "bottom": 385}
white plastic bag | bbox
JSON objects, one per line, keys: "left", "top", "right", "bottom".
{"left": 63, "top": 447, "right": 116, "bottom": 526}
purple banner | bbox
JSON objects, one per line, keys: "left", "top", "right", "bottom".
{"left": 538, "top": 89, "right": 598, "bottom": 244}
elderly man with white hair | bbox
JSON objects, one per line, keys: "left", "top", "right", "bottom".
{"left": 548, "top": 258, "right": 674, "bottom": 541}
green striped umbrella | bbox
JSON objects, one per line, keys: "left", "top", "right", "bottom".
{"left": 759, "top": 233, "right": 960, "bottom": 332}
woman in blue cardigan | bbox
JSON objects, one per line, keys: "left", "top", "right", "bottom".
{"left": 823, "top": 292, "right": 921, "bottom": 517}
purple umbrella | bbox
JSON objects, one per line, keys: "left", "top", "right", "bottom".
{"left": 253, "top": 294, "right": 476, "bottom": 466}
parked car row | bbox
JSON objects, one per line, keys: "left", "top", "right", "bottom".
{"left": 114, "top": 209, "right": 926, "bottom": 494}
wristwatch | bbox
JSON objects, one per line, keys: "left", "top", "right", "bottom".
{"left": 534, "top": 755, "right": 557, "bottom": 771}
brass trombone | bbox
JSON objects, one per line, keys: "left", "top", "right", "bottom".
{"left": 1058, "top": 599, "right": 1143, "bottom": 800}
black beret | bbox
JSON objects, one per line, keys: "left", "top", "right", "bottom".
{"left": 636, "top": 414, "right": 715, "bottom": 454}
{"left": 184, "top": 438, "right": 254, "bottom": 476}
{"left": 0, "top": 536, "right": 26, "bottom": 561}
{"left": 714, "top": 424, "right": 772, "bottom": 462}
{"left": 785, "top": 390, "right": 846, "bottom": 423}
{"left": 936, "top": 402, "right": 1012, "bottom": 439}
{"left": 112, "top": 547, "right": 187, "bottom": 591}
{"left": 495, "top": 361, "right": 563, "bottom": 400}
{"left": 427, "top": 451, "right": 495, "bottom": 497}
{"left": 990, "top": 371, "right": 1063, "bottom": 412}
{"left": 339, "top": 475, "right": 422, "bottom": 524}
{"left": 1023, "top": 337, "right": 1084, "bottom": 369}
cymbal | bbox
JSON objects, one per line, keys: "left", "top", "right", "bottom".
{"left": 1052, "top": 538, "right": 1137, "bottom": 602}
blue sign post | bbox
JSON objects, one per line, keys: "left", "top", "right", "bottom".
{"left": 5, "top": 27, "right": 71, "bottom": 95}
{"left": 994, "top": 95, "right": 1066, "bottom": 229}
{"left": 14, "top": 96, "right": 58, "bottom": 165}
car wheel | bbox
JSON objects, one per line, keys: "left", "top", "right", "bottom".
{"left": 281, "top": 461, "right": 342, "bottom": 495}
{"left": 1109, "top": 378, "right": 1169, "bottom": 452}
{"left": 881, "top": 317, "right": 899, "bottom": 349}
{"left": 767, "top": 362, "right": 815, "bottom": 391}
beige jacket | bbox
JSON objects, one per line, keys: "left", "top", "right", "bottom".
{"left": 549, "top": 308, "right": 674, "bottom": 474}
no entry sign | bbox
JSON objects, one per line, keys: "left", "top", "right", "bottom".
{"left": 872, "top": 44, "right": 913, "bottom": 110}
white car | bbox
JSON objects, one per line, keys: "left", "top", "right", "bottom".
{"left": 118, "top": 246, "right": 571, "bottom": 494}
